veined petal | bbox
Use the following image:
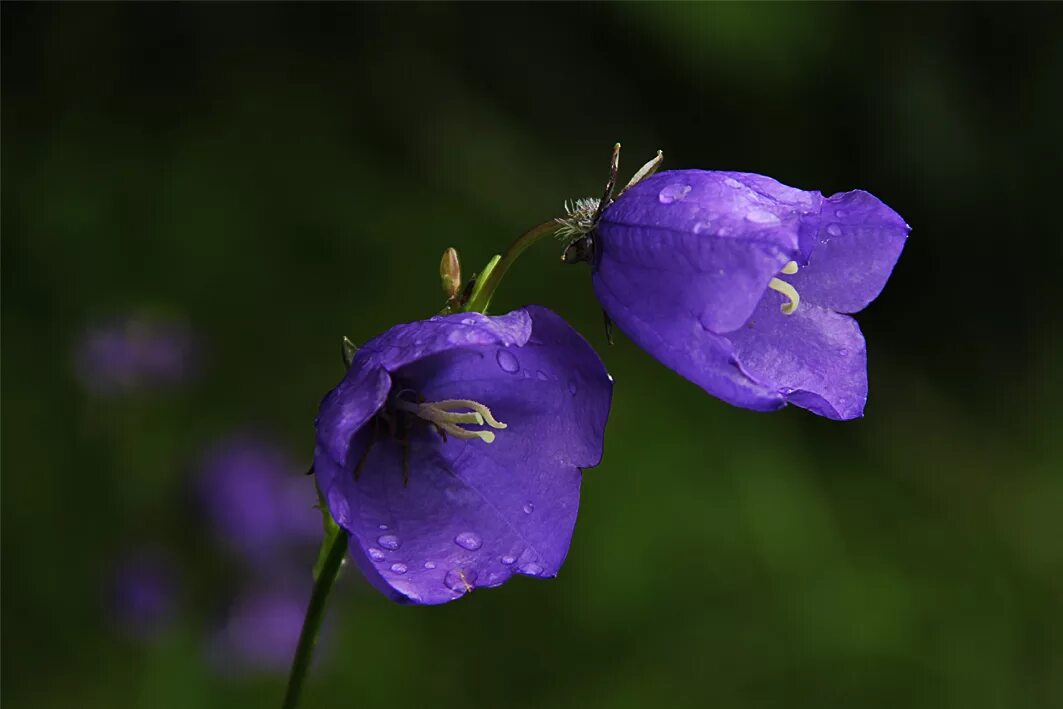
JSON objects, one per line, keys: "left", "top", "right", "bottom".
{"left": 727, "top": 294, "right": 868, "bottom": 420}
{"left": 597, "top": 170, "right": 803, "bottom": 334}
{"left": 790, "top": 190, "right": 910, "bottom": 314}
{"left": 592, "top": 267, "right": 783, "bottom": 411}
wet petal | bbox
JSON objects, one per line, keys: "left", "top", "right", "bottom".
{"left": 316, "top": 306, "right": 611, "bottom": 604}
{"left": 790, "top": 190, "right": 910, "bottom": 313}
{"left": 593, "top": 262, "right": 783, "bottom": 412}
{"left": 727, "top": 294, "right": 868, "bottom": 420}
{"left": 597, "top": 170, "right": 803, "bottom": 334}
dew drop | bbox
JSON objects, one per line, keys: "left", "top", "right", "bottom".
{"left": 496, "top": 349, "right": 519, "bottom": 373}
{"left": 826, "top": 224, "right": 842, "bottom": 237}
{"left": 536, "top": 370, "right": 549, "bottom": 381}
{"left": 835, "top": 209, "right": 847, "bottom": 218}
{"left": 692, "top": 221, "right": 713, "bottom": 235}
{"left": 839, "top": 348, "right": 850, "bottom": 356}
{"left": 522, "top": 503, "right": 535, "bottom": 515}
{"left": 657, "top": 183, "right": 691, "bottom": 204}
{"left": 461, "top": 317, "right": 477, "bottom": 325}
{"left": 378, "top": 523, "right": 389, "bottom": 530}
{"left": 723, "top": 177, "right": 743, "bottom": 189}
{"left": 454, "top": 531, "right": 483, "bottom": 551}
{"left": 444, "top": 568, "right": 478, "bottom": 592}
{"left": 746, "top": 209, "right": 780, "bottom": 225}
{"left": 368, "top": 548, "right": 385, "bottom": 562}
{"left": 520, "top": 562, "right": 544, "bottom": 576}
{"left": 390, "top": 562, "right": 408, "bottom": 575}
{"left": 377, "top": 534, "right": 401, "bottom": 550}
{"left": 716, "top": 227, "right": 733, "bottom": 236}
{"left": 424, "top": 561, "right": 436, "bottom": 570}
{"left": 501, "top": 555, "right": 517, "bottom": 566}
{"left": 567, "top": 379, "right": 578, "bottom": 396}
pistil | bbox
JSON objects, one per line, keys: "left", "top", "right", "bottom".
{"left": 393, "top": 397, "right": 507, "bottom": 443}
{"left": 768, "top": 261, "right": 800, "bottom": 315}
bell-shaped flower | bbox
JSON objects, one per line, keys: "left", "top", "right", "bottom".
{"left": 591, "top": 169, "right": 909, "bottom": 419}
{"left": 314, "top": 306, "right": 612, "bottom": 604}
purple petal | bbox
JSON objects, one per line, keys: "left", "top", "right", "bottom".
{"left": 317, "top": 306, "right": 611, "bottom": 604}
{"left": 790, "top": 190, "right": 910, "bottom": 314}
{"left": 315, "top": 311, "right": 533, "bottom": 476}
{"left": 598, "top": 170, "right": 807, "bottom": 334}
{"left": 727, "top": 294, "right": 868, "bottom": 420}
{"left": 592, "top": 266, "right": 783, "bottom": 411}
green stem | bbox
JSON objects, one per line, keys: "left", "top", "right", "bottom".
{"left": 282, "top": 527, "right": 349, "bottom": 709}
{"left": 464, "top": 219, "right": 560, "bottom": 313}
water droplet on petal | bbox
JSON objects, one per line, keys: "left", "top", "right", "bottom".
{"left": 423, "top": 561, "right": 436, "bottom": 570}
{"left": 746, "top": 209, "right": 780, "bottom": 225}
{"left": 716, "top": 227, "right": 733, "bottom": 236}
{"left": 454, "top": 531, "right": 483, "bottom": 551}
{"left": 390, "top": 562, "right": 408, "bottom": 575}
{"left": 444, "top": 568, "right": 478, "bottom": 592}
{"left": 567, "top": 379, "right": 578, "bottom": 396}
{"left": 826, "top": 224, "right": 842, "bottom": 237}
{"left": 461, "top": 317, "right": 477, "bottom": 325}
{"left": 520, "top": 562, "right": 544, "bottom": 576}
{"left": 657, "top": 183, "right": 691, "bottom": 204}
{"left": 378, "top": 523, "right": 389, "bottom": 530}
{"left": 522, "top": 503, "right": 535, "bottom": 515}
{"left": 692, "top": 221, "right": 713, "bottom": 235}
{"left": 835, "top": 209, "right": 847, "bottom": 218}
{"left": 839, "top": 348, "right": 850, "bottom": 356}
{"left": 496, "top": 349, "right": 519, "bottom": 374}
{"left": 377, "top": 534, "right": 401, "bottom": 551}
{"left": 723, "top": 177, "right": 743, "bottom": 189}
{"left": 536, "top": 370, "right": 549, "bottom": 381}
{"left": 368, "top": 548, "right": 385, "bottom": 562}
{"left": 501, "top": 555, "right": 516, "bottom": 566}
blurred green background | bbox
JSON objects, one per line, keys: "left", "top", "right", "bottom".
{"left": 3, "top": 3, "right": 1062, "bottom": 708}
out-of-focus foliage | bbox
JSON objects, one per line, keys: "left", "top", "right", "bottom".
{"left": 3, "top": 3, "right": 1061, "bottom": 708}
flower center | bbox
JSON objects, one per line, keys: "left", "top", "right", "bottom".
{"left": 392, "top": 396, "right": 507, "bottom": 444}
{"left": 767, "top": 261, "right": 800, "bottom": 315}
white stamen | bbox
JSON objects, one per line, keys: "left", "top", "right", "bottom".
{"left": 393, "top": 397, "right": 506, "bottom": 444}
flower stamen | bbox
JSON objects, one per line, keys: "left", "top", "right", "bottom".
{"left": 393, "top": 397, "right": 507, "bottom": 444}
{"left": 768, "top": 261, "right": 800, "bottom": 315}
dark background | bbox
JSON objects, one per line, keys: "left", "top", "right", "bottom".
{"left": 3, "top": 3, "right": 1061, "bottom": 708}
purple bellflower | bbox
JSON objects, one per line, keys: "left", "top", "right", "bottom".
{"left": 314, "top": 305, "right": 611, "bottom": 605}
{"left": 109, "top": 550, "right": 178, "bottom": 639}
{"left": 75, "top": 315, "right": 198, "bottom": 396}
{"left": 197, "top": 435, "right": 321, "bottom": 569}
{"left": 583, "top": 169, "right": 909, "bottom": 420}
{"left": 209, "top": 586, "right": 314, "bottom": 674}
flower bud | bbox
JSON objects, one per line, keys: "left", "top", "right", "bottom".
{"left": 439, "top": 247, "right": 462, "bottom": 302}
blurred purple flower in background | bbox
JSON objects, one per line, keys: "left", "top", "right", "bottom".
{"left": 315, "top": 306, "right": 612, "bottom": 605}
{"left": 109, "top": 550, "right": 177, "bottom": 639}
{"left": 75, "top": 314, "right": 199, "bottom": 396}
{"left": 592, "top": 169, "right": 909, "bottom": 419}
{"left": 208, "top": 586, "right": 315, "bottom": 675}
{"left": 196, "top": 435, "right": 321, "bottom": 570}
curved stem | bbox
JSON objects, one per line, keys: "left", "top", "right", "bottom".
{"left": 464, "top": 219, "right": 560, "bottom": 313}
{"left": 282, "top": 527, "right": 349, "bottom": 709}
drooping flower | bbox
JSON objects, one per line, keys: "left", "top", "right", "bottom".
{"left": 196, "top": 435, "right": 320, "bottom": 569}
{"left": 75, "top": 315, "right": 198, "bottom": 395}
{"left": 586, "top": 169, "right": 909, "bottom": 420}
{"left": 314, "top": 305, "right": 612, "bottom": 605}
